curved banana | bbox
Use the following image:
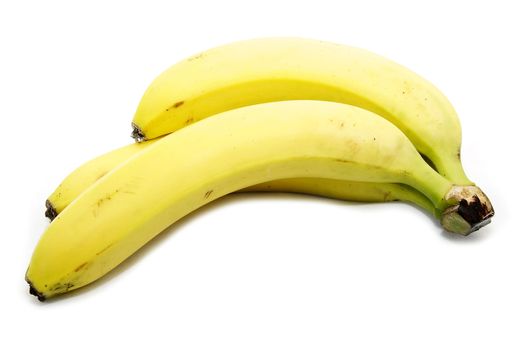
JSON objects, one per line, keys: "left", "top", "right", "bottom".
{"left": 27, "top": 101, "right": 492, "bottom": 300}
{"left": 46, "top": 139, "right": 435, "bottom": 220}
{"left": 132, "top": 37, "right": 470, "bottom": 184}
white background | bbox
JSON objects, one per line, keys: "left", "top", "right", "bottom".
{"left": 1, "top": 0, "right": 526, "bottom": 348}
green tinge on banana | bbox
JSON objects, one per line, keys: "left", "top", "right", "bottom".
{"left": 46, "top": 140, "right": 436, "bottom": 221}
{"left": 132, "top": 37, "right": 470, "bottom": 185}
{"left": 28, "top": 101, "right": 493, "bottom": 301}
{"left": 244, "top": 179, "right": 437, "bottom": 215}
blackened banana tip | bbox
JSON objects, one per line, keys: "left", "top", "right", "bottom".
{"left": 131, "top": 122, "right": 146, "bottom": 142}
{"left": 28, "top": 281, "right": 46, "bottom": 302}
{"left": 44, "top": 200, "right": 57, "bottom": 221}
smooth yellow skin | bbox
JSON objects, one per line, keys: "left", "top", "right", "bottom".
{"left": 133, "top": 37, "right": 471, "bottom": 184}
{"left": 47, "top": 140, "right": 435, "bottom": 218}
{"left": 27, "top": 101, "right": 452, "bottom": 299}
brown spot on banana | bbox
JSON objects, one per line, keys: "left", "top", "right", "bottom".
{"left": 187, "top": 53, "right": 204, "bottom": 62}
{"left": 74, "top": 262, "right": 88, "bottom": 272}
{"left": 96, "top": 189, "right": 121, "bottom": 207}
{"left": 165, "top": 100, "right": 185, "bottom": 112}
{"left": 92, "top": 189, "right": 123, "bottom": 217}
{"left": 95, "top": 171, "right": 109, "bottom": 182}
{"left": 96, "top": 243, "right": 114, "bottom": 256}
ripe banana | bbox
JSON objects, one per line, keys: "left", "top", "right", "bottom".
{"left": 46, "top": 139, "right": 436, "bottom": 220}
{"left": 27, "top": 101, "right": 492, "bottom": 300}
{"left": 132, "top": 37, "right": 470, "bottom": 184}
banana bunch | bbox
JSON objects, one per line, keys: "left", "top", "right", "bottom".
{"left": 27, "top": 38, "right": 494, "bottom": 301}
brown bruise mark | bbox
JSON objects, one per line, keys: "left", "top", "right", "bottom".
{"left": 402, "top": 80, "right": 413, "bottom": 96}
{"left": 95, "top": 171, "right": 109, "bottom": 182}
{"left": 187, "top": 53, "right": 204, "bottom": 62}
{"left": 97, "top": 189, "right": 121, "bottom": 207}
{"left": 185, "top": 117, "right": 195, "bottom": 125}
{"left": 173, "top": 101, "right": 185, "bottom": 108}
{"left": 96, "top": 243, "right": 114, "bottom": 256}
{"left": 51, "top": 283, "right": 68, "bottom": 291}
{"left": 48, "top": 281, "right": 76, "bottom": 294}
{"left": 346, "top": 139, "right": 360, "bottom": 154}
{"left": 204, "top": 190, "right": 214, "bottom": 199}
{"left": 383, "top": 191, "right": 392, "bottom": 201}
{"left": 74, "top": 262, "right": 88, "bottom": 272}
{"left": 92, "top": 188, "right": 124, "bottom": 217}
{"left": 165, "top": 101, "right": 185, "bottom": 112}
{"left": 332, "top": 158, "right": 385, "bottom": 171}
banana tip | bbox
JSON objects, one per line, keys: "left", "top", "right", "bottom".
{"left": 440, "top": 186, "right": 494, "bottom": 235}
{"left": 131, "top": 123, "right": 146, "bottom": 142}
{"left": 45, "top": 200, "right": 57, "bottom": 221}
{"left": 27, "top": 280, "right": 46, "bottom": 302}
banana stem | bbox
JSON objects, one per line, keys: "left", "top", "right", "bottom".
{"left": 402, "top": 162, "right": 494, "bottom": 235}
{"left": 431, "top": 152, "right": 474, "bottom": 186}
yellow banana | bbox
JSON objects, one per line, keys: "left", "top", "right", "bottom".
{"left": 46, "top": 139, "right": 435, "bottom": 220}
{"left": 27, "top": 101, "right": 493, "bottom": 301}
{"left": 132, "top": 37, "right": 470, "bottom": 184}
